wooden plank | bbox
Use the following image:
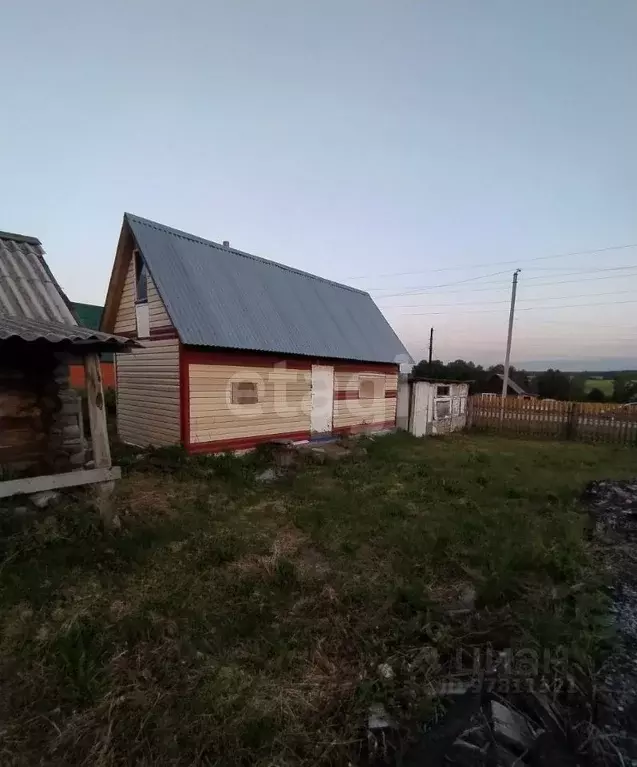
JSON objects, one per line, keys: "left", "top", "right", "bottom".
{"left": 0, "top": 467, "right": 122, "bottom": 499}
{"left": 84, "top": 353, "right": 112, "bottom": 469}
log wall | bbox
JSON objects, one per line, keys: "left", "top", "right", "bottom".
{"left": 0, "top": 342, "right": 85, "bottom": 476}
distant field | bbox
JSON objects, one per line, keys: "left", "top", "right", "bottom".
{"left": 584, "top": 378, "right": 614, "bottom": 395}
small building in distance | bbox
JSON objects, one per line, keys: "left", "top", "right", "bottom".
{"left": 483, "top": 373, "right": 536, "bottom": 399}
{"left": 0, "top": 230, "right": 133, "bottom": 498}
{"left": 100, "top": 213, "right": 411, "bottom": 452}
{"left": 397, "top": 377, "right": 470, "bottom": 436}
{"left": 69, "top": 303, "right": 116, "bottom": 389}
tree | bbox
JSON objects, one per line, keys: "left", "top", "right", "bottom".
{"left": 536, "top": 369, "right": 571, "bottom": 400}
{"left": 587, "top": 387, "right": 606, "bottom": 403}
{"left": 411, "top": 359, "right": 489, "bottom": 393}
{"left": 412, "top": 358, "right": 448, "bottom": 379}
{"left": 568, "top": 374, "right": 587, "bottom": 402}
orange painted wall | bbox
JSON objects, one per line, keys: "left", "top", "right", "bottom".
{"left": 69, "top": 361, "right": 116, "bottom": 389}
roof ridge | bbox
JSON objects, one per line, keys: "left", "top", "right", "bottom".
{"left": 0, "top": 231, "right": 41, "bottom": 246}
{"left": 124, "top": 213, "right": 369, "bottom": 296}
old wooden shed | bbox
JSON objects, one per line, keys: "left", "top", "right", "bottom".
{"left": 0, "top": 231, "right": 134, "bottom": 499}
{"left": 397, "top": 378, "right": 470, "bottom": 436}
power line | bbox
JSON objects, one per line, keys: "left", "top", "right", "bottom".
{"left": 379, "top": 288, "right": 636, "bottom": 310}
{"left": 390, "top": 298, "right": 637, "bottom": 317}
{"left": 345, "top": 242, "right": 637, "bottom": 281}
{"left": 373, "top": 266, "right": 637, "bottom": 299}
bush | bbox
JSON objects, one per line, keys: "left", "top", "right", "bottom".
{"left": 103, "top": 387, "right": 117, "bottom": 415}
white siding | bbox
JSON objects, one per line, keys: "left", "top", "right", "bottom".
{"left": 114, "top": 255, "right": 172, "bottom": 335}
{"left": 116, "top": 339, "right": 180, "bottom": 446}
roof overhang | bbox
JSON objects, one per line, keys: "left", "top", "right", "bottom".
{"left": 0, "top": 314, "right": 137, "bottom": 352}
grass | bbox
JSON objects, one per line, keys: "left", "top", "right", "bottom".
{"left": 1, "top": 433, "right": 635, "bottom": 765}
{"left": 584, "top": 378, "right": 614, "bottom": 396}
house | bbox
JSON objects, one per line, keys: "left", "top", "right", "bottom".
{"left": 0, "top": 231, "right": 133, "bottom": 498}
{"left": 69, "top": 303, "right": 116, "bottom": 389}
{"left": 484, "top": 373, "right": 536, "bottom": 399}
{"left": 100, "top": 214, "right": 411, "bottom": 452}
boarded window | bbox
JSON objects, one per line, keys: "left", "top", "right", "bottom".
{"left": 134, "top": 250, "right": 148, "bottom": 303}
{"left": 359, "top": 378, "right": 381, "bottom": 399}
{"left": 452, "top": 397, "right": 460, "bottom": 416}
{"left": 436, "top": 384, "right": 450, "bottom": 397}
{"left": 459, "top": 398, "right": 467, "bottom": 415}
{"left": 232, "top": 381, "right": 259, "bottom": 405}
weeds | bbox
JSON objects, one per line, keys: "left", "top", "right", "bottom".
{"left": 0, "top": 433, "right": 635, "bottom": 765}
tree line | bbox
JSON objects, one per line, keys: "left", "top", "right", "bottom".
{"left": 412, "top": 358, "right": 637, "bottom": 403}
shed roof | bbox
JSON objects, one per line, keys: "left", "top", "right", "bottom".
{"left": 123, "top": 214, "right": 411, "bottom": 365}
{"left": 0, "top": 231, "right": 131, "bottom": 350}
{"left": 73, "top": 302, "right": 103, "bottom": 329}
{"left": 0, "top": 314, "right": 134, "bottom": 347}
{"left": 0, "top": 231, "right": 76, "bottom": 324}
{"left": 72, "top": 302, "right": 114, "bottom": 361}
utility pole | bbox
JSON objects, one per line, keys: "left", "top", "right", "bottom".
{"left": 501, "top": 269, "right": 521, "bottom": 401}
{"left": 428, "top": 327, "right": 434, "bottom": 366}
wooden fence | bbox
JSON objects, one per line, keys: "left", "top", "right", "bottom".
{"left": 468, "top": 396, "right": 637, "bottom": 445}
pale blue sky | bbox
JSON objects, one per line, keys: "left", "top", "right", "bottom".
{"left": 1, "top": 0, "right": 636, "bottom": 368}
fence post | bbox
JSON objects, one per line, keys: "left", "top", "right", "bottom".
{"left": 565, "top": 402, "right": 579, "bottom": 441}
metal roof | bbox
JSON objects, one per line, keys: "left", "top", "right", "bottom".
{"left": 126, "top": 213, "right": 412, "bottom": 364}
{"left": 0, "top": 232, "right": 77, "bottom": 324}
{"left": 0, "top": 231, "right": 132, "bottom": 350}
{"left": 72, "top": 303, "right": 113, "bottom": 361}
{"left": 0, "top": 314, "right": 134, "bottom": 346}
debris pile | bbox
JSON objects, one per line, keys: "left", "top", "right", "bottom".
{"left": 365, "top": 479, "right": 637, "bottom": 766}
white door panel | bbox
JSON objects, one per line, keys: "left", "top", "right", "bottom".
{"left": 311, "top": 365, "right": 334, "bottom": 434}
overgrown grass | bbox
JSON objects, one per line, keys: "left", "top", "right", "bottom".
{"left": 0, "top": 433, "right": 634, "bottom": 765}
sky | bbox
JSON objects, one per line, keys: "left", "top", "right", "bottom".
{"left": 1, "top": 0, "right": 636, "bottom": 370}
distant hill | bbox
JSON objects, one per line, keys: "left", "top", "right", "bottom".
{"left": 516, "top": 357, "right": 637, "bottom": 373}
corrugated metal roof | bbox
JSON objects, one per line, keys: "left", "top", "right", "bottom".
{"left": 0, "top": 314, "right": 134, "bottom": 346}
{"left": 125, "top": 213, "right": 412, "bottom": 364}
{"left": 0, "top": 232, "right": 77, "bottom": 324}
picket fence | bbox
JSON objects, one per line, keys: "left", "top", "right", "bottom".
{"left": 468, "top": 396, "right": 637, "bottom": 445}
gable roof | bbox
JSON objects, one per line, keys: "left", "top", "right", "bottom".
{"left": 0, "top": 231, "right": 132, "bottom": 349}
{"left": 72, "top": 302, "right": 114, "bottom": 361}
{"left": 0, "top": 231, "right": 77, "bottom": 324}
{"left": 119, "top": 213, "right": 411, "bottom": 364}
{"left": 73, "top": 302, "right": 103, "bottom": 329}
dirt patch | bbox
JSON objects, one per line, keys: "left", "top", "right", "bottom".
{"left": 117, "top": 473, "right": 201, "bottom": 519}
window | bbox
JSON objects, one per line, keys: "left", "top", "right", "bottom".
{"left": 459, "top": 398, "right": 467, "bottom": 415}
{"left": 435, "top": 399, "right": 451, "bottom": 420}
{"left": 359, "top": 378, "right": 381, "bottom": 400}
{"left": 436, "top": 384, "right": 450, "bottom": 397}
{"left": 452, "top": 397, "right": 460, "bottom": 416}
{"left": 232, "top": 381, "right": 259, "bottom": 405}
{"left": 134, "top": 250, "right": 148, "bottom": 303}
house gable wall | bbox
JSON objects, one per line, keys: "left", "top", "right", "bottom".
{"left": 114, "top": 250, "right": 173, "bottom": 337}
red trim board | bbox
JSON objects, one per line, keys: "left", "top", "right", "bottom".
{"left": 334, "top": 390, "right": 398, "bottom": 401}
{"left": 183, "top": 346, "right": 398, "bottom": 373}
{"left": 116, "top": 325, "right": 179, "bottom": 341}
{"left": 332, "top": 420, "right": 396, "bottom": 436}
{"left": 187, "top": 430, "right": 311, "bottom": 455}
